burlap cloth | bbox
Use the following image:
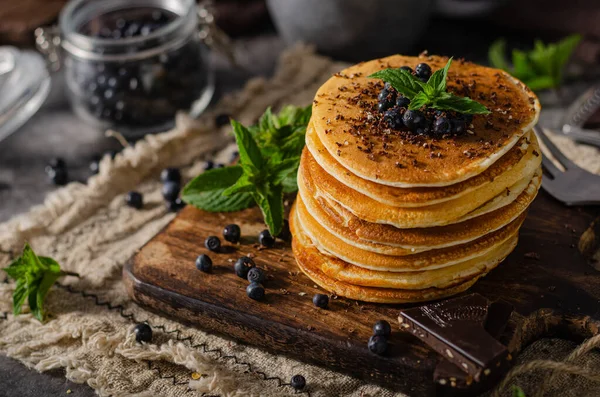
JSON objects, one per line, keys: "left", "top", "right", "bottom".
{"left": 1, "top": 45, "right": 599, "bottom": 397}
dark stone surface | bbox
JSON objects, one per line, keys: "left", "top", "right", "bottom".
{"left": 0, "top": 354, "right": 96, "bottom": 397}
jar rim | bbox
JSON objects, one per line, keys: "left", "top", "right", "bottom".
{"left": 60, "top": 0, "right": 196, "bottom": 59}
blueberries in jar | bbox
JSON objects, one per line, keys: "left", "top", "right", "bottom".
{"left": 415, "top": 63, "right": 432, "bottom": 82}
{"left": 402, "top": 110, "right": 425, "bottom": 131}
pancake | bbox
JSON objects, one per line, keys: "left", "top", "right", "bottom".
{"left": 298, "top": 169, "right": 540, "bottom": 253}
{"left": 306, "top": 123, "right": 532, "bottom": 207}
{"left": 311, "top": 54, "right": 540, "bottom": 187}
{"left": 290, "top": 208, "right": 483, "bottom": 304}
{"left": 291, "top": 204, "right": 517, "bottom": 289}
{"left": 295, "top": 193, "right": 526, "bottom": 272}
{"left": 300, "top": 146, "right": 542, "bottom": 228}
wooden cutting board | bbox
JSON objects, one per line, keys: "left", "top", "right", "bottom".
{"left": 124, "top": 191, "right": 600, "bottom": 396}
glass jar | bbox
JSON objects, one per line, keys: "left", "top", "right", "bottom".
{"left": 59, "top": 0, "right": 214, "bottom": 138}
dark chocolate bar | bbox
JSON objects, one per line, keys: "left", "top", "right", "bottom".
{"left": 398, "top": 294, "right": 512, "bottom": 383}
{"left": 432, "top": 298, "right": 514, "bottom": 393}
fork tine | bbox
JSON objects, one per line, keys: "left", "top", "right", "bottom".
{"left": 534, "top": 126, "right": 577, "bottom": 170}
{"left": 541, "top": 156, "right": 561, "bottom": 178}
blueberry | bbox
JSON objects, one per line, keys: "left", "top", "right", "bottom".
{"left": 214, "top": 163, "right": 225, "bottom": 169}
{"left": 377, "top": 88, "right": 397, "bottom": 113}
{"left": 247, "top": 267, "right": 266, "bottom": 284}
{"left": 402, "top": 110, "right": 425, "bottom": 131}
{"left": 383, "top": 107, "right": 403, "bottom": 129}
{"left": 451, "top": 118, "right": 467, "bottom": 135}
{"left": 399, "top": 66, "right": 413, "bottom": 74}
{"left": 215, "top": 114, "right": 231, "bottom": 128}
{"left": 433, "top": 117, "right": 452, "bottom": 135}
{"left": 167, "top": 198, "right": 185, "bottom": 212}
{"left": 276, "top": 220, "right": 291, "bottom": 241}
{"left": 396, "top": 94, "right": 410, "bottom": 108}
{"left": 461, "top": 113, "right": 474, "bottom": 125}
{"left": 234, "top": 256, "right": 255, "bottom": 278}
{"left": 246, "top": 282, "right": 265, "bottom": 301}
{"left": 373, "top": 320, "right": 392, "bottom": 337}
{"left": 125, "top": 191, "right": 143, "bottom": 209}
{"left": 368, "top": 335, "right": 388, "bottom": 355}
{"left": 161, "top": 168, "right": 181, "bottom": 184}
{"left": 223, "top": 224, "right": 241, "bottom": 243}
{"left": 258, "top": 230, "right": 275, "bottom": 248}
{"left": 195, "top": 254, "right": 212, "bottom": 272}
{"left": 204, "top": 236, "right": 221, "bottom": 252}
{"left": 312, "top": 294, "right": 329, "bottom": 309}
{"left": 415, "top": 63, "right": 432, "bottom": 81}
{"left": 291, "top": 375, "right": 306, "bottom": 390}
{"left": 47, "top": 167, "right": 68, "bottom": 186}
{"left": 49, "top": 158, "right": 66, "bottom": 169}
{"left": 230, "top": 151, "right": 239, "bottom": 163}
{"left": 162, "top": 181, "right": 180, "bottom": 202}
{"left": 204, "top": 161, "right": 215, "bottom": 171}
{"left": 134, "top": 323, "right": 152, "bottom": 343}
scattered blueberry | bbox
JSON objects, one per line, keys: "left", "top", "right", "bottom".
{"left": 204, "top": 161, "right": 215, "bottom": 171}
{"left": 383, "top": 107, "right": 403, "bottom": 129}
{"left": 433, "top": 117, "right": 452, "bottom": 135}
{"left": 415, "top": 63, "right": 432, "bottom": 81}
{"left": 125, "top": 191, "right": 144, "bottom": 209}
{"left": 247, "top": 267, "right": 266, "bottom": 284}
{"left": 291, "top": 375, "right": 306, "bottom": 390}
{"left": 276, "top": 220, "right": 291, "bottom": 241}
{"left": 195, "top": 254, "right": 212, "bottom": 272}
{"left": 162, "top": 181, "right": 180, "bottom": 202}
{"left": 399, "top": 66, "right": 413, "bottom": 74}
{"left": 49, "top": 158, "right": 66, "bottom": 169}
{"left": 205, "top": 236, "right": 221, "bottom": 252}
{"left": 462, "top": 113, "right": 474, "bottom": 125}
{"left": 167, "top": 198, "right": 185, "bottom": 212}
{"left": 258, "top": 230, "right": 275, "bottom": 248}
{"left": 402, "top": 109, "right": 425, "bottom": 131}
{"left": 134, "top": 323, "right": 152, "bottom": 343}
{"left": 312, "top": 294, "right": 329, "bottom": 309}
{"left": 214, "top": 113, "right": 231, "bottom": 128}
{"left": 161, "top": 167, "right": 181, "bottom": 184}
{"left": 46, "top": 167, "right": 69, "bottom": 186}
{"left": 368, "top": 335, "right": 388, "bottom": 355}
{"left": 230, "top": 151, "right": 239, "bottom": 163}
{"left": 373, "top": 320, "right": 392, "bottom": 337}
{"left": 377, "top": 84, "right": 397, "bottom": 113}
{"left": 396, "top": 94, "right": 410, "bottom": 108}
{"left": 234, "top": 256, "right": 255, "bottom": 278}
{"left": 246, "top": 282, "right": 265, "bottom": 301}
{"left": 223, "top": 224, "right": 241, "bottom": 243}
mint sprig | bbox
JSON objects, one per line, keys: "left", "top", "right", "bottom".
{"left": 182, "top": 105, "right": 311, "bottom": 236}
{"left": 488, "top": 35, "right": 581, "bottom": 91}
{"left": 368, "top": 58, "right": 490, "bottom": 115}
{"left": 3, "top": 244, "right": 78, "bottom": 322}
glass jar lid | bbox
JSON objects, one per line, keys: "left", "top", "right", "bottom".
{"left": 0, "top": 46, "right": 51, "bottom": 143}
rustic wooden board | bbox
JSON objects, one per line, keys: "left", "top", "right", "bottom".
{"left": 124, "top": 191, "right": 600, "bottom": 396}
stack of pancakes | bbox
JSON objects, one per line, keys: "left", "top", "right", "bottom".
{"left": 290, "top": 54, "right": 542, "bottom": 304}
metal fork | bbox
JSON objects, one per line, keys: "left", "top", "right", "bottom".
{"left": 535, "top": 126, "right": 600, "bottom": 206}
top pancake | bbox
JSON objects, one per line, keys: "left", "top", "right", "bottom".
{"left": 311, "top": 54, "right": 540, "bottom": 187}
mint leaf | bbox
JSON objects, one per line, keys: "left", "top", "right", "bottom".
{"left": 253, "top": 184, "right": 284, "bottom": 236}
{"left": 408, "top": 92, "right": 430, "bottom": 110}
{"left": 525, "top": 75, "right": 555, "bottom": 91}
{"left": 182, "top": 166, "right": 254, "bottom": 212}
{"left": 368, "top": 68, "right": 423, "bottom": 99}
{"left": 282, "top": 174, "right": 298, "bottom": 193}
{"left": 3, "top": 244, "right": 76, "bottom": 322}
{"left": 512, "top": 385, "right": 526, "bottom": 397}
{"left": 230, "top": 119, "right": 264, "bottom": 169}
{"left": 222, "top": 173, "right": 256, "bottom": 196}
{"left": 428, "top": 57, "right": 452, "bottom": 94}
{"left": 12, "top": 279, "right": 29, "bottom": 316}
{"left": 511, "top": 49, "right": 535, "bottom": 81}
{"left": 488, "top": 39, "right": 510, "bottom": 71}
{"left": 553, "top": 34, "right": 581, "bottom": 84}
{"left": 433, "top": 95, "right": 491, "bottom": 115}
{"left": 268, "top": 157, "right": 300, "bottom": 186}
